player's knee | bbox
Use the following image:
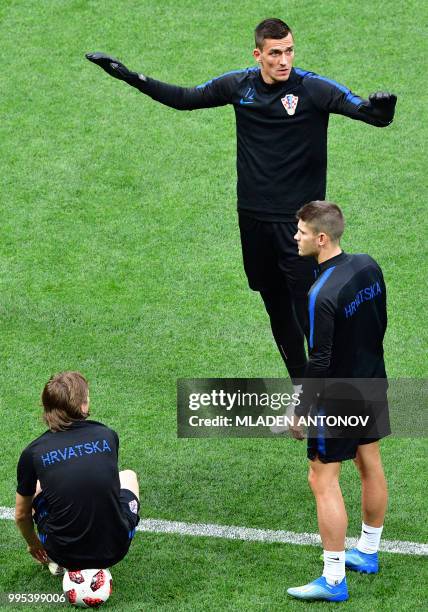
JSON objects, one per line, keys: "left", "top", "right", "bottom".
{"left": 308, "top": 464, "right": 339, "bottom": 496}
{"left": 308, "top": 467, "right": 318, "bottom": 491}
{"left": 355, "top": 446, "right": 385, "bottom": 479}
{"left": 119, "top": 469, "right": 137, "bottom": 480}
{"left": 308, "top": 470, "right": 325, "bottom": 494}
{"left": 119, "top": 470, "right": 139, "bottom": 496}
{"left": 355, "top": 460, "right": 372, "bottom": 480}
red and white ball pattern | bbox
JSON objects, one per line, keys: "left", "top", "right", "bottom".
{"left": 62, "top": 569, "right": 112, "bottom": 608}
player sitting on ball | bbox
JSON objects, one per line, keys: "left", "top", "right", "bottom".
{"left": 15, "top": 372, "right": 140, "bottom": 573}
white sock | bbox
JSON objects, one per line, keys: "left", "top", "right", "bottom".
{"left": 322, "top": 550, "right": 345, "bottom": 585}
{"left": 357, "top": 522, "right": 383, "bottom": 554}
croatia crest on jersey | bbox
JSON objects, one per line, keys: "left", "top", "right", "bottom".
{"left": 281, "top": 94, "right": 298, "bottom": 116}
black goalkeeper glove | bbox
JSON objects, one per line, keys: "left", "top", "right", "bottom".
{"left": 85, "top": 52, "right": 145, "bottom": 85}
{"left": 360, "top": 91, "right": 397, "bottom": 126}
{"left": 368, "top": 91, "right": 397, "bottom": 110}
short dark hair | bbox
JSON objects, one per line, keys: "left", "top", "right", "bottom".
{"left": 296, "top": 201, "right": 345, "bottom": 242}
{"left": 41, "top": 371, "right": 89, "bottom": 432}
{"left": 255, "top": 18, "right": 293, "bottom": 50}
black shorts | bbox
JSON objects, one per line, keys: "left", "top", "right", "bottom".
{"left": 32, "top": 488, "right": 140, "bottom": 544}
{"left": 120, "top": 488, "right": 140, "bottom": 540}
{"left": 238, "top": 213, "right": 316, "bottom": 294}
{"left": 307, "top": 436, "right": 382, "bottom": 463}
{"left": 306, "top": 398, "right": 391, "bottom": 463}
{"left": 32, "top": 494, "right": 49, "bottom": 544}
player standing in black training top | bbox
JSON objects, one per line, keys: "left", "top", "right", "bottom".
{"left": 15, "top": 372, "right": 140, "bottom": 572}
{"left": 86, "top": 18, "right": 396, "bottom": 388}
{"left": 286, "top": 201, "right": 390, "bottom": 602}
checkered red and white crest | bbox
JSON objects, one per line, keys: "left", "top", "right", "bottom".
{"left": 281, "top": 94, "right": 299, "bottom": 116}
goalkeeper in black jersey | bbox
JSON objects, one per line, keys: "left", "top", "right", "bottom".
{"left": 86, "top": 18, "right": 397, "bottom": 384}
{"left": 286, "top": 201, "right": 390, "bottom": 602}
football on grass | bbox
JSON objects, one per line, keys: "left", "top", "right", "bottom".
{"left": 63, "top": 569, "right": 112, "bottom": 608}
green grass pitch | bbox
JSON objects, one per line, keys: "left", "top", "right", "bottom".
{"left": 0, "top": 0, "right": 427, "bottom": 610}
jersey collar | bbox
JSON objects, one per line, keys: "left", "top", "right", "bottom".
{"left": 257, "top": 67, "right": 298, "bottom": 91}
{"left": 318, "top": 251, "right": 347, "bottom": 272}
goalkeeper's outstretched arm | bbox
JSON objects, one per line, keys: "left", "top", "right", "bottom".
{"left": 85, "top": 52, "right": 233, "bottom": 110}
{"left": 302, "top": 75, "right": 397, "bottom": 128}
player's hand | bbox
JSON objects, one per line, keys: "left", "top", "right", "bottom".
{"left": 27, "top": 541, "right": 49, "bottom": 564}
{"left": 85, "top": 52, "right": 133, "bottom": 81}
{"left": 368, "top": 91, "right": 397, "bottom": 108}
{"left": 289, "top": 415, "right": 305, "bottom": 441}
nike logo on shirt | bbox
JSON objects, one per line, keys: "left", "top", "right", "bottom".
{"left": 240, "top": 87, "right": 255, "bottom": 105}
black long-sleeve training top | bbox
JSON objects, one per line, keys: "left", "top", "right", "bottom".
{"left": 17, "top": 420, "right": 130, "bottom": 569}
{"left": 295, "top": 251, "right": 387, "bottom": 417}
{"left": 133, "top": 66, "right": 395, "bottom": 220}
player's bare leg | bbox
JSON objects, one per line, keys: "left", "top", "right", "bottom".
{"left": 287, "top": 458, "right": 348, "bottom": 600}
{"left": 345, "top": 441, "right": 387, "bottom": 573}
{"left": 308, "top": 459, "right": 347, "bottom": 550}
{"left": 353, "top": 441, "right": 387, "bottom": 527}
{"left": 119, "top": 470, "right": 140, "bottom": 499}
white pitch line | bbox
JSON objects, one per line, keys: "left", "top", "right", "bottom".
{"left": 1, "top": 506, "right": 426, "bottom": 556}
{"left": 137, "top": 519, "right": 428, "bottom": 556}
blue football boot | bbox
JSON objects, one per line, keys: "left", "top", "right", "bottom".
{"left": 345, "top": 548, "right": 379, "bottom": 574}
{"left": 287, "top": 576, "right": 349, "bottom": 602}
